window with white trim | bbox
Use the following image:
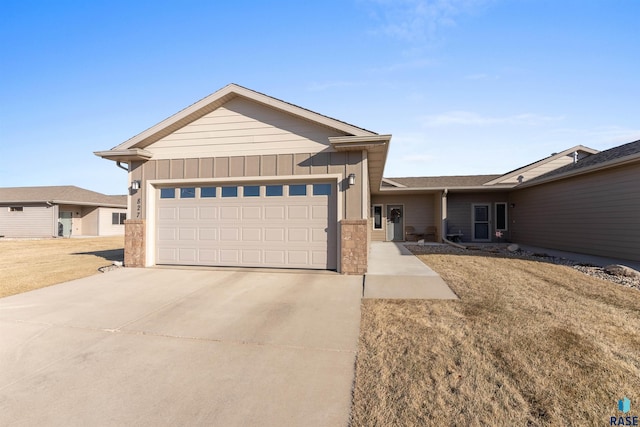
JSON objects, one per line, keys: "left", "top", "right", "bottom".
{"left": 372, "top": 205, "right": 382, "bottom": 229}
{"left": 112, "top": 213, "right": 126, "bottom": 225}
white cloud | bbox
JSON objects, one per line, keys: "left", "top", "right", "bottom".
{"left": 364, "top": 0, "right": 489, "bottom": 42}
{"left": 421, "top": 111, "right": 564, "bottom": 127}
{"left": 548, "top": 126, "right": 640, "bottom": 148}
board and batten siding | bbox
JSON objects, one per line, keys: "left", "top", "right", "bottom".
{"left": 0, "top": 204, "right": 55, "bottom": 237}
{"left": 145, "top": 97, "right": 346, "bottom": 159}
{"left": 370, "top": 194, "right": 437, "bottom": 241}
{"left": 446, "top": 192, "right": 510, "bottom": 242}
{"left": 509, "top": 163, "right": 640, "bottom": 262}
{"left": 129, "top": 150, "right": 365, "bottom": 221}
{"left": 81, "top": 206, "right": 99, "bottom": 235}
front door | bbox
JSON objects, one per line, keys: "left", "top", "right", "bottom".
{"left": 386, "top": 205, "right": 404, "bottom": 241}
{"left": 59, "top": 212, "right": 72, "bottom": 237}
{"left": 472, "top": 204, "right": 491, "bottom": 242}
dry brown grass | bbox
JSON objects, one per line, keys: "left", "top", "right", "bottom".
{"left": 351, "top": 253, "right": 640, "bottom": 426}
{"left": 0, "top": 236, "right": 124, "bottom": 298}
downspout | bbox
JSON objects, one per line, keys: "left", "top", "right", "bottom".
{"left": 116, "top": 161, "right": 129, "bottom": 171}
{"left": 440, "top": 188, "right": 467, "bottom": 249}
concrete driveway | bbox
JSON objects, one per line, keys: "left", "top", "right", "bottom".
{"left": 0, "top": 268, "right": 362, "bottom": 426}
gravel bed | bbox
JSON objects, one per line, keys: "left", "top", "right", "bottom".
{"left": 406, "top": 244, "right": 640, "bottom": 291}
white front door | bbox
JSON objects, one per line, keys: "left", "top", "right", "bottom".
{"left": 386, "top": 205, "right": 404, "bottom": 241}
{"left": 472, "top": 204, "right": 491, "bottom": 242}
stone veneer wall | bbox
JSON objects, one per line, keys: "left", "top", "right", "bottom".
{"left": 124, "top": 219, "right": 145, "bottom": 267}
{"left": 340, "top": 219, "right": 368, "bottom": 275}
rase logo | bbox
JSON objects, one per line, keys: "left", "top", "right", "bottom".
{"left": 611, "top": 397, "right": 638, "bottom": 426}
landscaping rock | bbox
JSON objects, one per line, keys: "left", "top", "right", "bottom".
{"left": 507, "top": 244, "right": 520, "bottom": 252}
{"left": 604, "top": 264, "right": 640, "bottom": 278}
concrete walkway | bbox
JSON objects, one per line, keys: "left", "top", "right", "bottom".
{"left": 0, "top": 268, "right": 362, "bottom": 426}
{"left": 364, "top": 242, "right": 458, "bottom": 299}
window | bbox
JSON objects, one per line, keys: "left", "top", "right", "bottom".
{"left": 313, "top": 183, "right": 332, "bottom": 196}
{"left": 160, "top": 188, "right": 175, "bottom": 199}
{"left": 112, "top": 213, "right": 126, "bottom": 225}
{"left": 222, "top": 186, "right": 238, "bottom": 197}
{"left": 266, "top": 185, "right": 283, "bottom": 196}
{"left": 289, "top": 184, "right": 307, "bottom": 196}
{"left": 373, "top": 205, "right": 382, "bottom": 229}
{"left": 8, "top": 206, "right": 23, "bottom": 212}
{"left": 496, "top": 203, "right": 508, "bottom": 231}
{"left": 243, "top": 185, "right": 260, "bottom": 197}
{"left": 201, "top": 187, "right": 216, "bottom": 198}
{"left": 180, "top": 187, "right": 196, "bottom": 198}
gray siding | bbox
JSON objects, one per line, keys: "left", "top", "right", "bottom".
{"left": 509, "top": 162, "right": 640, "bottom": 261}
{"left": 0, "top": 204, "right": 54, "bottom": 237}
{"left": 446, "top": 192, "right": 511, "bottom": 243}
{"left": 131, "top": 151, "right": 365, "bottom": 222}
{"left": 370, "top": 194, "right": 436, "bottom": 241}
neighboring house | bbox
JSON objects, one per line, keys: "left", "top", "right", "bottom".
{"left": 95, "top": 83, "right": 640, "bottom": 271}
{"left": 0, "top": 186, "right": 127, "bottom": 238}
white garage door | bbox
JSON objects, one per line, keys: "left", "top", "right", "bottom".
{"left": 155, "top": 182, "right": 337, "bottom": 270}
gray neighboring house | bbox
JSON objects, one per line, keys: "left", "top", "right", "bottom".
{"left": 95, "top": 83, "right": 640, "bottom": 271}
{"left": 0, "top": 186, "right": 127, "bottom": 238}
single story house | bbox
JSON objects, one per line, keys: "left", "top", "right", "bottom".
{"left": 95, "top": 84, "right": 640, "bottom": 272}
{"left": 0, "top": 186, "right": 127, "bottom": 238}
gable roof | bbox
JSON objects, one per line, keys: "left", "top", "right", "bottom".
{"left": 96, "top": 83, "right": 378, "bottom": 161}
{"left": 0, "top": 186, "right": 127, "bottom": 208}
{"left": 519, "top": 139, "right": 640, "bottom": 187}
{"left": 384, "top": 175, "right": 502, "bottom": 189}
{"left": 483, "top": 145, "right": 598, "bottom": 185}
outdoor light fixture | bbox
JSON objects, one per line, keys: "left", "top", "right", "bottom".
{"left": 348, "top": 173, "right": 356, "bottom": 186}
{"left": 131, "top": 180, "right": 141, "bottom": 190}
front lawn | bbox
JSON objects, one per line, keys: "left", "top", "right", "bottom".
{"left": 351, "top": 252, "right": 640, "bottom": 425}
{"left": 0, "top": 236, "right": 124, "bottom": 298}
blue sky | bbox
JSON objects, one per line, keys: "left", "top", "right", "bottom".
{"left": 1, "top": 0, "right": 638, "bottom": 195}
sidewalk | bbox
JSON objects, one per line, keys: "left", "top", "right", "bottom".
{"left": 363, "top": 242, "right": 458, "bottom": 300}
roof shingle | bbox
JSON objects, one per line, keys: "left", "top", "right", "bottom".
{"left": 0, "top": 186, "right": 127, "bottom": 207}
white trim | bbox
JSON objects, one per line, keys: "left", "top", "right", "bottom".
{"left": 145, "top": 174, "right": 343, "bottom": 268}
{"left": 372, "top": 204, "right": 383, "bottom": 230}
{"left": 362, "top": 150, "right": 368, "bottom": 219}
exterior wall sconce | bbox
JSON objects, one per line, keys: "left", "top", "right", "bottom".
{"left": 131, "top": 180, "right": 141, "bottom": 190}
{"left": 348, "top": 173, "right": 356, "bottom": 186}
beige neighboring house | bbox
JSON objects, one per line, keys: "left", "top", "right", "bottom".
{"left": 0, "top": 186, "right": 127, "bottom": 238}
{"left": 95, "top": 83, "right": 640, "bottom": 272}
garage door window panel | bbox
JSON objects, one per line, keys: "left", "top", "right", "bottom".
{"left": 266, "top": 185, "right": 283, "bottom": 196}
{"left": 313, "top": 184, "right": 331, "bottom": 196}
{"left": 289, "top": 184, "right": 307, "bottom": 196}
{"left": 201, "top": 187, "right": 216, "bottom": 198}
{"left": 180, "top": 188, "right": 196, "bottom": 198}
{"left": 222, "top": 186, "right": 238, "bottom": 197}
{"left": 160, "top": 188, "right": 176, "bottom": 199}
{"left": 243, "top": 186, "right": 260, "bottom": 197}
